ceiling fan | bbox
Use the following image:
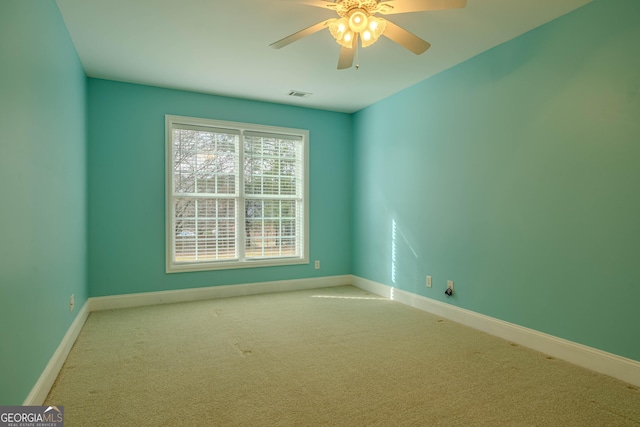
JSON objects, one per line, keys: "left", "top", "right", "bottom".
{"left": 270, "top": 0, "right": 467, "bottom": 70}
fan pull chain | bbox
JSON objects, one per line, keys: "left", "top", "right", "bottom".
{"left": 355, "top": 39, "right": 360, "bottom": 70}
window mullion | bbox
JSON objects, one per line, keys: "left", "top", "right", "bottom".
{"left": 195, "top": 199, "right": 199, "bottom": 260}
{"left": 261, "top": 199, "right": 266, "bottom": 258}
{"left": 237, "top": 131, "right": 246, "bottom": 262}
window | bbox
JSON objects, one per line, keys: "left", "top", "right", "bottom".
{"left": 166, "top": 115, "right": 308, "bottom": 273}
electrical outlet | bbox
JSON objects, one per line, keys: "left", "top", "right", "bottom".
{"left": 314, "top": 260, "right": 320, "bottom": 269}
{"left": 69, "top": 294, "right": 75, "bottom": 312}
{"left": 426, "top": 275, "right": 432, "bottom": 288}
{"left": 445, "top": 280, "right": 454, "bottom": 297}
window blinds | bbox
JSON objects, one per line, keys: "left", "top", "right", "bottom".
{"left": 167, "top": 116, "right": 306, "bottom": 271}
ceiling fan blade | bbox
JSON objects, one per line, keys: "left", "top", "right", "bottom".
{"left": 382, "top": 20, "right": 431, "bottom": 54}
{"left": 378, "top": 0, "right": 466, "bottom": 15}
{"left": 337, "top": 46, "right": 355, "bottom": 70}
{"left": 270, "top": 18, "right": 336, "bottom": 49}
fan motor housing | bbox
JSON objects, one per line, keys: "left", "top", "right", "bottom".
{"left": 348, "top": 9, "right": 369, "bottom": 32}
{"left": 336, "top": 0, "right": 379, "bottom": 17}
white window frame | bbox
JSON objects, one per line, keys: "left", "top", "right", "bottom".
{"left": 166, "top": 115, "right": 309, "bottom": 273}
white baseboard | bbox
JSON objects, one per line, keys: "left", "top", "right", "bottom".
{"left": 23, "top": 300, "right": 90, "bottom": 405}
{"left": 352, "top": 276, "right": 640, "bottom": 388}
{"left": 89, "top": 275, "right": 352, "bottom": 311}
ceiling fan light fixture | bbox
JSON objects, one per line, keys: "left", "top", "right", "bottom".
{"left": 329, "top": 18, "right": 354, "bottom": 48}
{"left": 361, "top": 16, "right": 386, "bottom": 48}
{"left": 348, "top": 9, "right": 369, "bottom": 33}
{"left": 329, "top": 7, "right": 386, "bottom": 49}
{"left": 370, "top": 16, "right": 386, "bottom": 33}
{"left": 343, "top": 30, "right": 354, "bottom": 43}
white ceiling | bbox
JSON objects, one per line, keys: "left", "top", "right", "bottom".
{"left": 56, "top": 0, "right": 592, "bottom": 113}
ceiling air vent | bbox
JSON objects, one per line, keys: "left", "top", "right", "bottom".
{"left": 288, "top": 90, "right": 312, "bottom": 98}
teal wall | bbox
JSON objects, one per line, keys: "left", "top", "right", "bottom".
{"left": 87, "top": 79, "right": 352, "bottom": 297}
{"left": 0, "top": 0, "right": 88, "bottom": 404}
{"left": 352, "top": 0, "right": 640, "bottom": 361}
{"left": 3, "top": 0, "right": 638, "bottom": 406}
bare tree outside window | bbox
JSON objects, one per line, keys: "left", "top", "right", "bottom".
{"left": 173, "top": 129, "right": 238, "bottom": 262}
{"left": 244, "top": 134, "right": 301, "bottom": 258}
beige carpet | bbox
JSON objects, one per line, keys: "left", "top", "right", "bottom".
{"left": 46, "top": 286, "right": 640, "bottom": 426}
